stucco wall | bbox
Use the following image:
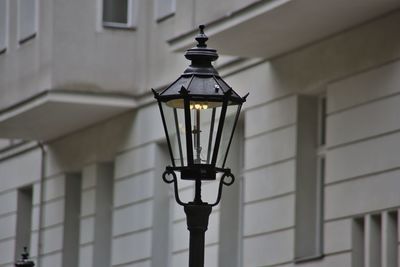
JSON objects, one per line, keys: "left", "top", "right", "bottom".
{"left": 0, "top": 4, "right": 400, "bottom": 267}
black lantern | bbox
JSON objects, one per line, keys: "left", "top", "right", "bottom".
{"left": 15, "top": 247, "right": 35, "bottom": 267}
{"left": 153, "top": 25, "right": 247, "bottom": 198}
{"left": 153, "top": 25, "right": 247, "bottom": 267}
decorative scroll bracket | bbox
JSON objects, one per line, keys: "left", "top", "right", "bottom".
{"left": 162, "top": 167, "right": 235, "bottom": 207}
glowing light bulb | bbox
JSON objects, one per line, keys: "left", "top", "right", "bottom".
{"left": 190, "top": 104, "right": 194, "bottom": 109}
{"left": 202, "top": 104, "right": 208, "bottom": 109}
{"left": 194, "top": 104, "right": 201, "bottom": 109}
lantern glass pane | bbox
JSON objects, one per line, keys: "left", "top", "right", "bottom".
{"left": 216, "top": 104, "right": 241, "bottom": 168}
{"left": 161, "top": 102, "right": 187, "bottom": 166}
{"left": 189, "top": 103, "right": 220, "bottom": 165}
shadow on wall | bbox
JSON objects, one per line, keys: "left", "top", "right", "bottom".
{"left": 46, "top": 109, "right": 136, "bottom": 174}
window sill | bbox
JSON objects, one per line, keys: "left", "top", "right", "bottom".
{"left": 102, "top": 22, "right": 136, "bottom": 30}
{"left": 156, "top": 12, "right": 175, "bottom": 23}
{"left": 0, "top": 47, "right": 6, "bottom": 55}
{"left": 294, "top": 254, "right": 324, "bottom": 264}
{"left": 19, "top": 33, "right": 37, "bottom": 45}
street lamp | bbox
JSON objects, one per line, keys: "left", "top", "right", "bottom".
{"left": 15, "top": 247, "right": 35, "bottom": 267}
{"left": 153, "top": 25, "right": 247, "bottom": 267}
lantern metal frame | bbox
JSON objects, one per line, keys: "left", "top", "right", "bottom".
{"left": 15, "top": 247, "right": 35, "bottom": 267}
{"left": 153, "top": 85, "right": 244, "bottom": 181}
{"left": 153, "top": 26, "right": 247, "bottom": 180}
{"left": 153, "top": 25, "right": 248, "bottom": 267}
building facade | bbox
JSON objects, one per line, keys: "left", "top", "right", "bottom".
{"left": 1, "top": 0, "right": 400, "bottom": 266}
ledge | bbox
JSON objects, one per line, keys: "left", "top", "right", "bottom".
{"left": 102, "top": 22, "right": 137, "bottom": 31}
{"left": 168, "top": 0, "right": 400, "bottom": 58}
{"left": 19, "top": 33, "right": 37, "bottom": 45}
{"left": 0, "top": 90, "right": 136, "bottom": 141}
{"left": 294, "top": 254, "right": 324, "bottom": 264}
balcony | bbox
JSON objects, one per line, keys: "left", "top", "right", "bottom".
{"left": 0, "top": 90, "right": 136, "bottom": 141}
{"left": 169, "top": 0, "right": 400, "bottom": 58}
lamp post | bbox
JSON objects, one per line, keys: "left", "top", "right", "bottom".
{"left": 15, "top": 247, "right": 35, "bottom": 267}
{"left": 153, "top": 25, "right": 247, "bottom": 267}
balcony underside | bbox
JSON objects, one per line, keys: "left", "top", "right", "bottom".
{"left": 169, "top": 0, "right": 400, "bottom": 58}
{"left": 0, "top": 90, "right": 136, "bottom": 141}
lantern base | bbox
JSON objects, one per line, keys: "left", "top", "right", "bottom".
{"left": 166, "top": 165, "right": 231, "bottom": 181}
{"left": 181, "top": 165, "right": 216, "bottom": 180}
{"left": 162, "top": 167, "right": 235, "bottom": 207}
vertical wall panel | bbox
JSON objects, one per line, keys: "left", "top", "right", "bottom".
{"left": 365, "top": 214, "right": 381, "bottom": 267}
{"left": 218, "top": 121, "right": 243, "bottom": 267}
{"left": 35, "top": 174, "right": 66, "bottom": 266}
{"left": 79, "top": 163, "right": 114, "bottom": 267}
{"left": 382, "top": 211, "right": 398, "bottom": 267}
{"left": 152, "top": 144, "right": 171, "bottom": 267}
{"left": 93, "top": 163, "right": 114, "bottom": 267}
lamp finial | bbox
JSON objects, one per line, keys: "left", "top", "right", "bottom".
{"left": 22, "top": 247, "right": 29, "bottom": 260}
{"left": 195, "top": 25, "right": 208, "bottom": 48}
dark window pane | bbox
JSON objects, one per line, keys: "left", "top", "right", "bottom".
{"left": 295, "top": 95, "right": 323, "bottom": 261}
{"left": 15, "top": 186, "right": 33, "bottom": 261}
{"left": 103, "top": 0, "right": 128, "bottom": 24}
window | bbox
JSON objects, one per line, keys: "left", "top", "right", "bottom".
{"left": 18, "top": 0, "right": 37, "bottom": 44}
{"left": 294, "top": 95, "right": 325, "bottom": 262}
{"left": 102, "top": 0, "right": 137, "bottom": 29}
{"left": 0, "top": 0, "right": 7, "bottom": 53}
{"left": 154, "top": 0, "right": 175, "bottom": 21}
{"left": 353, "top": 211, "right": 398, "bottom": 267}
{"left": 63, "top": 173, "right": 82, "bottom": 267}
{"left": 15, "top": 186, "right": 33, "bottom": 261}
{"left": 93, "top": 163, "right": 114, "bottom": 267}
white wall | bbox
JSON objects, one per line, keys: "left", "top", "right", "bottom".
{"left": 0, "top": 4, "right": 400, "bottom": 267}
{"left": 0, "top": 0, "right": 52, "bottom": 110}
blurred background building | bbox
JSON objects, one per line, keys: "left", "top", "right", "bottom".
{"left": 1, "top": 0, "right": 400, "bottom": 266}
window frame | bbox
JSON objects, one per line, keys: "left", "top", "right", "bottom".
{"left": 17, "top": 0, "right": 38, "bottom": 45}
{"left": 353, "top": 211, "right": 399, "bottom": 267}
{"left": 154, "top": 0, "right": 176, "bottom": 22}
{"left": 15, "top": 185, "right": 33, "bottom": 261}
{"left": 102, "top": 0, "right": 138, "bottom": 30}
{"left": 0, "top": 0, "right": 8, "bottom": 54}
